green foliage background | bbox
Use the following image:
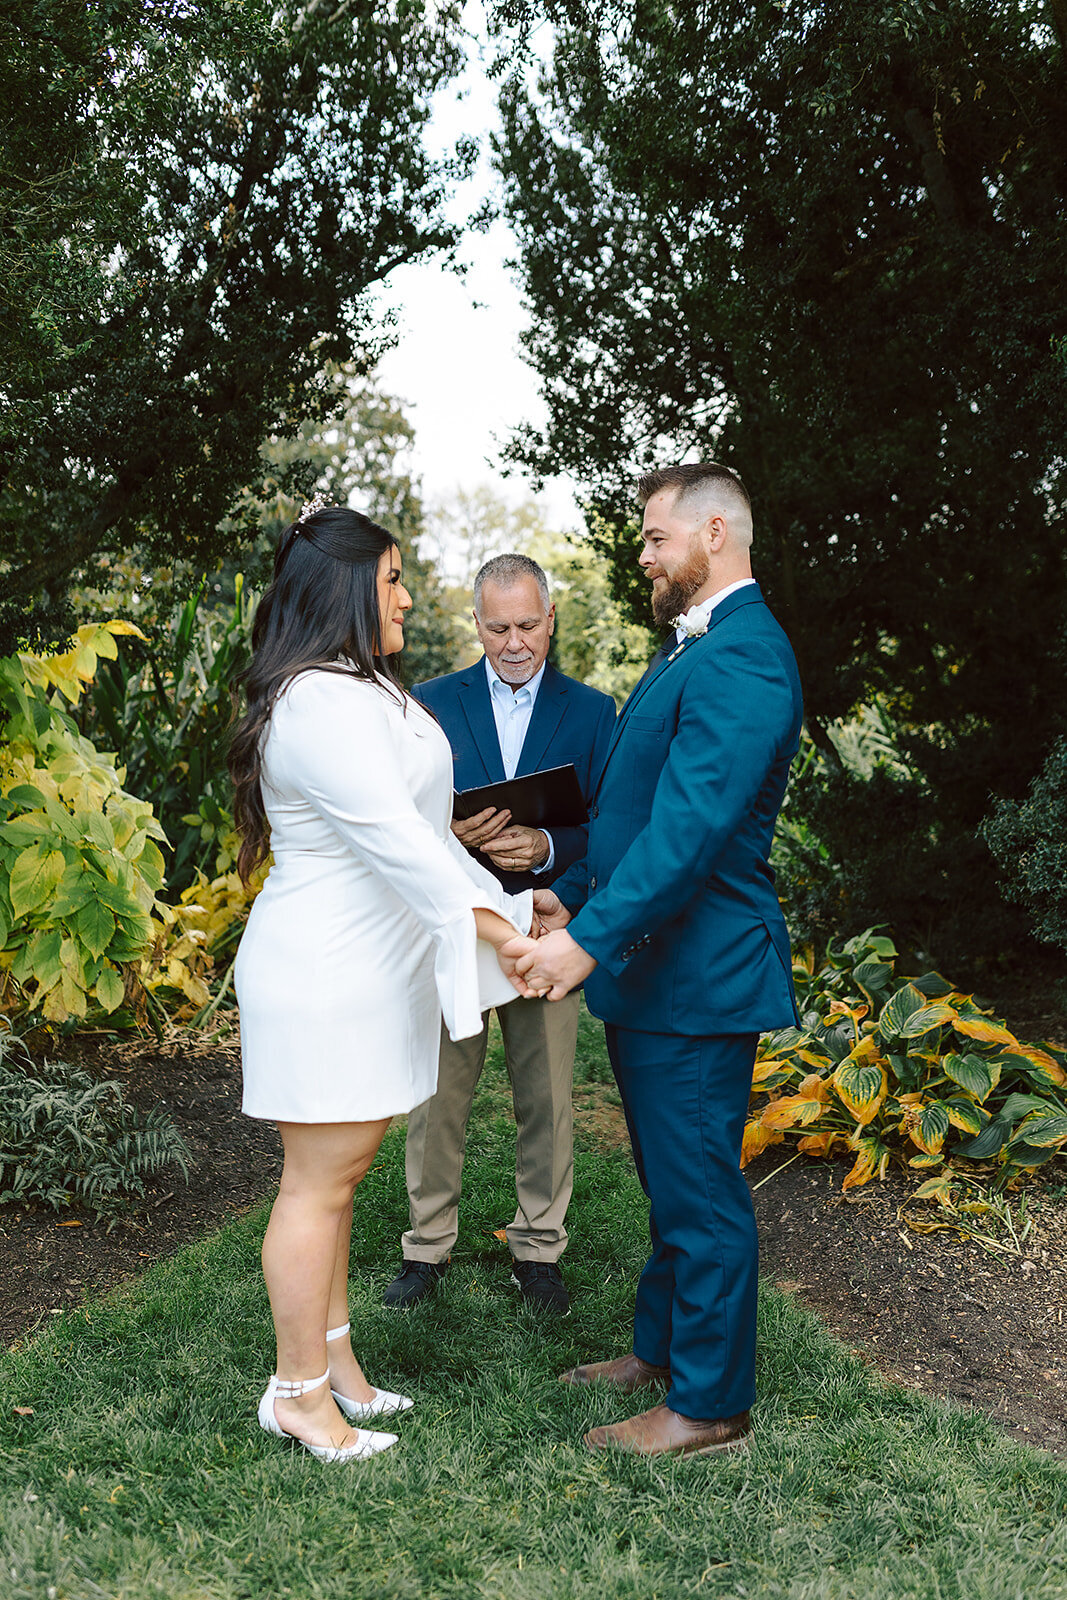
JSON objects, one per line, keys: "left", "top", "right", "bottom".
{"left": 488, "top": 0, "right": 1067, "bottom": 970}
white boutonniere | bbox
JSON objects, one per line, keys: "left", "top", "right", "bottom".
{"left": 666, "top": 609, "right": 709, "bottom": 662}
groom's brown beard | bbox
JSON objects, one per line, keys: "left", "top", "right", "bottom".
{"left": 651, "top": 540, "right": 712, "bottom": 628}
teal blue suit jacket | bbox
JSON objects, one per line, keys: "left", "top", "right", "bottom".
{"left": 554, "top": 584, "right": 802, "bottom": 1036}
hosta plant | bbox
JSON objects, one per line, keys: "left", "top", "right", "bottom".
{"left": 744, "top": 929, "right": 1067, "bottom": 1192}
{"left": 0, "top": 623, "right": 167, "bottom": 1025}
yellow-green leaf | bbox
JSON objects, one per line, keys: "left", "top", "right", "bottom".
{"left": 74, "top": 897, "right": 116, "bottom": 960}
{"left": 94, "top": 963, "right": 124, "bottom": 1014}
{"left": 833, "top": 1058, "right": 888, "bottom": 1126}
{"left": 953, "top": 1012, "right": 1017, "bottom": 1047}
{"left": 900, "top": 1002, "right": 958, "bottom": 1038}
{"left": 943, "top": 1052, "right": 997, "bottom": 1102}
{"left": 8, "top": 845, "right": 65, "bottom": 917}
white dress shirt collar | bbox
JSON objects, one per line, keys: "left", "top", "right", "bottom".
{"left": 673, "top": 578, "right": 757, "bottom": 642}
{"left": 484, "top": 655, "right": 548, "bottom": 705}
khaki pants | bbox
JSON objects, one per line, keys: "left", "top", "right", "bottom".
{"left": 401, "top": 991, "right": 580, "bottom": 1263}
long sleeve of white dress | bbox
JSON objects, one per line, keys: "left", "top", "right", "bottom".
{"left": 265, "top": 671, "right": 532, "bottom": 1042}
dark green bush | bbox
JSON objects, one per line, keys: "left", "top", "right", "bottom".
{"left": 775, "top": 754, "right": 1031, "bottom": 976}
{"left": 0, "top": 1028, "right": 188, "bottom": 1222}
{"left": 982, "top": 737, "right": 1067, "bottom": 956}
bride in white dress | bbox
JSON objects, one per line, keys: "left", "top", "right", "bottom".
{"left": 229, "top": 499, "right": 539, "bottom": 1463}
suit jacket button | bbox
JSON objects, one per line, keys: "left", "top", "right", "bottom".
{"left": 590, "top": 875, "right": 597, "bottom": 890}
{"left": 591, "top": 804, "right": 599, "bottom": 819}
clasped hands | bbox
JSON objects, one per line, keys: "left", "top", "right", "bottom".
{"left": 496, "top": 889, "right": 597, "bottom": 1002}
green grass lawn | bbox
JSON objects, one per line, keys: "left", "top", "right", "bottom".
{"left": 2, "top": 1011, "right": 1066, "bottom": 1600}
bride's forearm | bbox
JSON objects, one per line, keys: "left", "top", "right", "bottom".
{"left": 474, "top": 906, "right": 526, "bottom": 949}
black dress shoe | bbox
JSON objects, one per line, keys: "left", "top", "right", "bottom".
{"left": 510, "top": 1259, "right": 569, "bottom": 1314}
{"left": 382, "top": 1260, "right": 448, "bottom": 1309}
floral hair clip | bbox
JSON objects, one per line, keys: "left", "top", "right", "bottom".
{"left": 297, "top": 492, "right": 331, "bottom": 525}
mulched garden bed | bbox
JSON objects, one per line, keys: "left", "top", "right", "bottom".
{"left": 2, "top": 1014, "right": 1064, "bottom": 1457}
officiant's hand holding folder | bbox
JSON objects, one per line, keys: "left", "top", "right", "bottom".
{"left": 452, "top": 763, "right": 588, "bottom": 829}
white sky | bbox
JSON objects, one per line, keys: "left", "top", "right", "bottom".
{"left": 374, "top": 5, "right": 580, "bottom": 530}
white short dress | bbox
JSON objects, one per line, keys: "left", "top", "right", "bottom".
{"left": 235, "top": 668, "right": 532, "bottom": 1122}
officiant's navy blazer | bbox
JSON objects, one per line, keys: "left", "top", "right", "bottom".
{"left": 414, "top": 658, "right": 616, "bottom": 893}
{"left": 556, "top": 583, "right": 803, "bottom": 1036}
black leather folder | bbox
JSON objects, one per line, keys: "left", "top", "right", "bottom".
{"left": 453, "top": 763, "right": 588, "bottom": 828}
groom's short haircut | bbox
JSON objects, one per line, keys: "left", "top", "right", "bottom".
{"left": 637, "top": 463, "right": 753, "bottom": 547}
{"left": 474, "top": 553, "right": 551, "bottom": 615}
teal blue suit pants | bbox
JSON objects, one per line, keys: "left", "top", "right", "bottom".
{"left": 605, "top": 1026, "right": 759, "bottom": 1420}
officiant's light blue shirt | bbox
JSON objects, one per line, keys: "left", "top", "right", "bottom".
{"left": 484, "top": 656, "right": 554, "bottom": 874}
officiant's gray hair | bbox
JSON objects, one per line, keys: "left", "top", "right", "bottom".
{"left": 473, "top": 553, "right": 551, "bottom": 615}
{"left": 637, "top": 463, "right": 753, "bottom": 548}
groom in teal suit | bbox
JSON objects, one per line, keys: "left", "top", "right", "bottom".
{"left": 513, "top": 462, "right": 803, "bottom": 1457}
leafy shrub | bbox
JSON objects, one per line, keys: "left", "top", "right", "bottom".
{"left": 744, "top": 929, "right": 1067, "bottom": 1193}
{"left": 0, "top": 624, "right": 167, "bottom": 1025}
{"left": 982, "top": 736, "right": 1067, "bottom": 955}
{"left": 83, "top": 580, "right": 257, "bottom": 892}
{"left": 773, "top": 708, "right": 1032, "bottom": 973}
{"left": 0, "top": 1025, "right": 187, "bottom": 1221}
{"left": 145, "top": 863, "right": 266, "bottom": 1026}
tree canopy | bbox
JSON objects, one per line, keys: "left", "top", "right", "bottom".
{"left": 490, "top": 0, "right": 1067, "bottom": 964}
{"left": 1, "top": 0, "right": 471, "bottom": 649}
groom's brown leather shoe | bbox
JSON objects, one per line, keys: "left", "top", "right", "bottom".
{"left": 559, "top": 1352, "right": 670, "bottom": 1393}
{"left": 583, "top": 1403, "right": 751, "bottom": 1457}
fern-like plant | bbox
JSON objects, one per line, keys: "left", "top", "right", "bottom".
{"left": 0, "top": 1026, "right": 188, "bottom": 1222}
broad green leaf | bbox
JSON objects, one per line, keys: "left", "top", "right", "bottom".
{"left": 50, "top": 863, "right": 98, "bottom": 919}
{"left": 878, "top": 984, "right": 925, "bottom": 1037}
{"left": 0, "top": 900, "right": 9, "bottom": 948}
{"left": 900, "top": 1003, "right": 958, "bottom": 1038}
{"left": 908, "top": 1152, "right": 943, "bottom": 1168}
{"left": 0, "top": 814, "right": 53, "bottom": 846}
{"left": 1002, "top": 1143, "right": 1055, "bottom": 1169}
{"left": 4, "top": 784, "right": 47, "bottom": 808}
{"left": 943, "top": 1052, "right": 997, "bottom": 1102}
{"left": 1012, "top": 1115, "right": 1067, "bottom": 1147}
{"left": 852, "top": 960, "right": 893, "bottom": 996}
{"left": 85, "top": 810, "right": 116, "bottom": 852}
{"left": 999, "top": 1092, "right": 1059, "bottom": 1123}
{"left": 74, "top": 898, "right": 116, "bottom": 960}
{"left": 833, "top": 1059, "right": 887, "bottom": 1125}
{"left": 957, "top": 1118, "right": 1010, "bottom": 1159}
{"left": 94, "top": 963, "right": 125, "bottom": 1014}
{"left": 8, "top": 844, "right": 65, "bottom": 917}
{"left": 910, "top": 971, "right": 955, "bottom": 998}
{"left": 944, "top": 1098, "right": 987, "bottom": 1136}
{"left": 915, "top": 1100, "right": 950, "bottom": 1154}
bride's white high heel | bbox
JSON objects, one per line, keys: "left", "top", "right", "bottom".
{"left": 257, "top": 1368, "right": 398, "bottom": 1461}
{"left": 326, "top": 1321, "right": 415, "bottom": 1421}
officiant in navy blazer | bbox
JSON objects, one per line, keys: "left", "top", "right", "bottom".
{"left": 513, "top": 464, "right": 803, "bottom": 1457}
{"left": 383, "top": 553, "right": 615, "bottom": 1315}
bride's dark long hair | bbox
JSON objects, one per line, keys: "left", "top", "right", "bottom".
{"left": 228, "top": 504, "right": 403, "bottom": 883}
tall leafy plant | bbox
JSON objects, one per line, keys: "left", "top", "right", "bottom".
{"left": 0, "top": 623, "right": 166, "bottom": 1025}
{"left": 84, "top": 580, "right": 258, "bottom": 893}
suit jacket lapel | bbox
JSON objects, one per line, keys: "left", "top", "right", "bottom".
{"left": 593, "top": 584, "right": 766, "bottom": 798}
{"left": 457, "top": 662, "right": 506, "bottom": 784}
{"left": 516, "top": 662, "right": 567, "bottom": 777}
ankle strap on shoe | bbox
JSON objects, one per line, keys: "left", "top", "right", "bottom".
{"left": 273, "top": 1369, "right": 330, "bottom": 1399}
{"left": 325, "top": 1322, "right": 351, "bottom": 1342}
